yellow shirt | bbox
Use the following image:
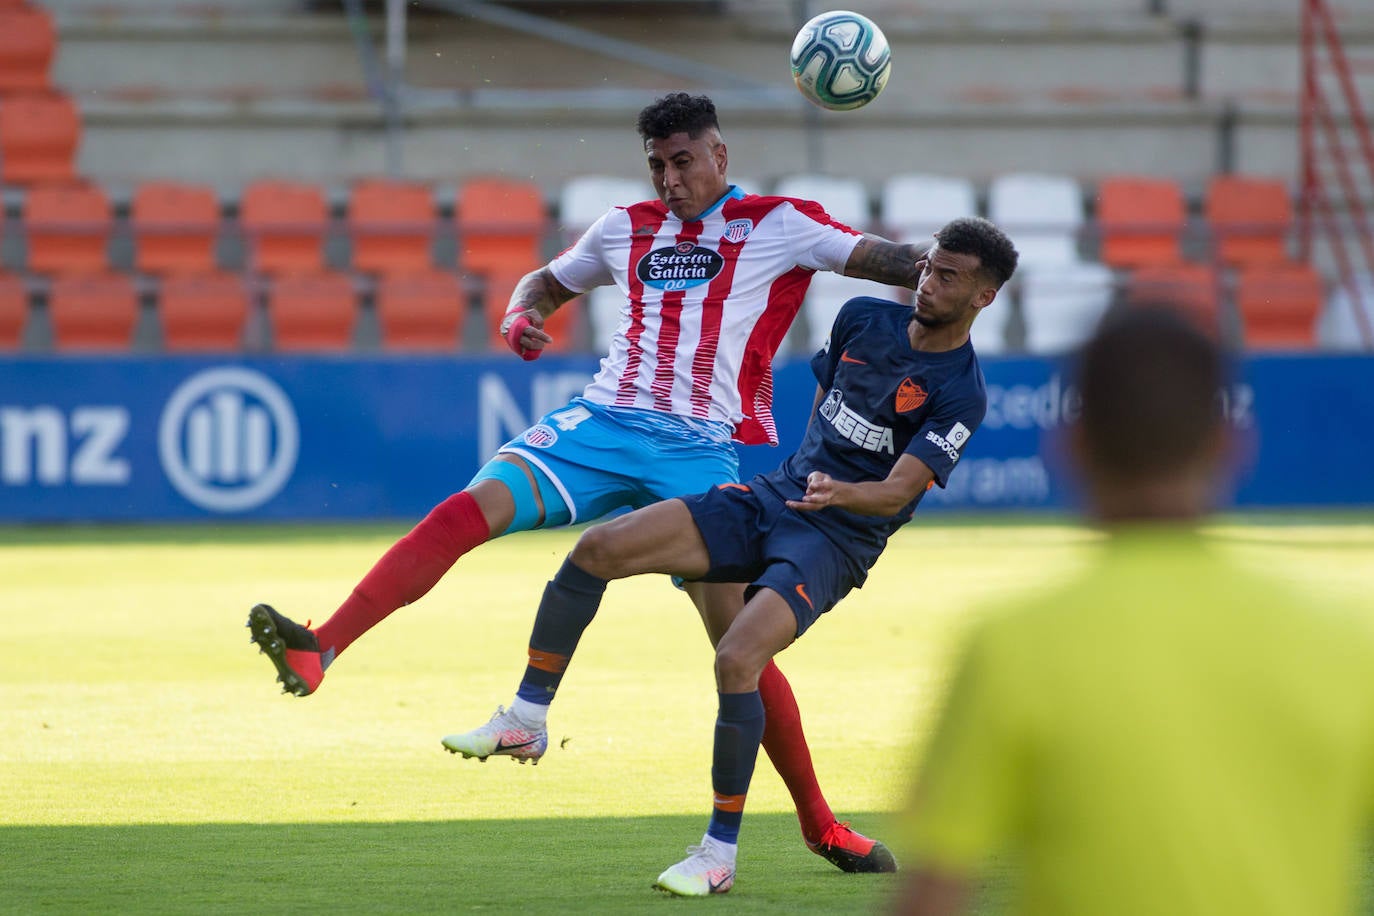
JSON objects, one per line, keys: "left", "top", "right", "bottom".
{"left": 907, "top": 528, "right": 1374, "bottom": 916}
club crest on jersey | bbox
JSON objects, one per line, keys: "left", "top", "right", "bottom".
{"left": 896, "top": 378, "right": 927, "bottom": 412}
{"left": 721, "top": 219, "right": 753, "bottom": 244}
{"left": 636, "top": 243, "right": 725, "bottom": 291}
{"left": 522, "top": 424, "right": 558, "bottom": 448}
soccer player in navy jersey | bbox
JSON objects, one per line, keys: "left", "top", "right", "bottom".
{"left": 247, "top": 92, "right": 929, "bottom": 871}
{"left": 450, "top": 217, "right": 1018, "bottom": 895}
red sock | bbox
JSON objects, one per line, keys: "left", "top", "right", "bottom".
{"left": 314, "top": 491, "right": 491, "bottom": 658}
{"left": 758, "top": 660, "right": 835, "bottom": 844}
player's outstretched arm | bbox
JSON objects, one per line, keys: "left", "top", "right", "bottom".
{"left": 843, "top": 235, "right": 932, "bottom": 289}
{"left": 500, "top": 266, "right": 580, "bottom": 359}
{"left": 786, "top": 455, "right": 936, "bottom": 516}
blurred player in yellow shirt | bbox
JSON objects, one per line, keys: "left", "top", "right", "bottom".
{"left": 895, "top": 305, "right": 1374, "bottom": 916}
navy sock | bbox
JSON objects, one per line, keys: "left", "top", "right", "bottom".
{"left": 706, "top": 690, "right": 766, "bottom": 845}
{"left": 515, "top": 556, "right": 607, "bottom": 705}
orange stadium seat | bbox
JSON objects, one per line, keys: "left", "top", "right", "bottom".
{"left": 1096, "top": 176, "right": 1187, "bottom": 268}
{"left": 375, "top": 270, "right": 464, "bottom": 350}
{"left": 266, "top": 271, "right": 356, "bottom": 351}
{"left": 1204, "top": 174, "right": 1293, "bottom": 266}
{"left": 1235, "top": 262, "right": 1323, "bottom": 349}
{"left": 47, "top": 272, "right": 139, "bottom": 351}
{"left": 24, "top": 182, "right": 110, "bottom": 274}
{"left": 0, "top": 272, "right": 27, "bottom": 347}
{"left": 239, "top": 180, "right": 329, "bottom": 275}
{"left": 158, "top": 272, "right": 251, "bottom": 351}
{"left": 1125, "top": 263, "right": 1221, "bottom": 332}
{"left": 455, "top": 177, "right": 548, "bottom": 279}
{"left": 348, "top": 179, "right": 435, "bottom": 274}
{"left": 0, "top": 92, "right": 79, "bottom": 185}
{"left": 0, "top": 5, "right": 55, "bottom": 92}
{"left": 131, "top": 181, "right": 221, "bottom": 275}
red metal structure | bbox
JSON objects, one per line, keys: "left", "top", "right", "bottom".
{"left": 1300, "top": 0, "right": 1374, "bottom": 348}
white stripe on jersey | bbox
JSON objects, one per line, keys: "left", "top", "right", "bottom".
{"left": 548, "top": 187, "right": 861, "bottom": 445}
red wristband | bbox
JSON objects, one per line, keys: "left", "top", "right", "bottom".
{"left": 503, "top": 314, "right": 541, "bottom": 361}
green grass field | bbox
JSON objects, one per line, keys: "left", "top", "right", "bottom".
{"left": 3, "top": 517, "right": 1373, "bottom": 914}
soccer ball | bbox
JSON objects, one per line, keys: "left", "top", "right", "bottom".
{"left": 790, "top": 10, "right": 892, "bottom": 111}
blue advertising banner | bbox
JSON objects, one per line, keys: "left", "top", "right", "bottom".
{"left": 0, "top": 352, "right": 1371, "bottom": 522}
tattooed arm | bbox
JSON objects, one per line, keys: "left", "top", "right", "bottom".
{"left": 842, "top": 235, "right": 932, "bottom": 289}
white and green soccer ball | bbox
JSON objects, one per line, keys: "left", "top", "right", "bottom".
{"left": 790, "top": 10, "right": 892, "bottom": 111}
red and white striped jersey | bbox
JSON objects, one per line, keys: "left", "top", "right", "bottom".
{"left": 549, "top": 186, "right": 862, "bottom": 445}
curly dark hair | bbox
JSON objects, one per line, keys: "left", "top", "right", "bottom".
{"left": 636, "top": 92, "right": 721, "bottom": 142}
{"left": 934, "top": 217, "right": 1019, "bottom": 287}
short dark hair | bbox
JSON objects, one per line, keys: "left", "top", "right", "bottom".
{"left": 637, "top": 92, "right": 720, "bottom": 142}
{"left": 934, "top": 217, "right": 1019, "bottom": 287}
{"left": 1075, "top": 305, "right": 1228, "bottom": 481}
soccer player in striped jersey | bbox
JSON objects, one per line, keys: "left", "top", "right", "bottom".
{"left": 447, "top": 217, "right": 1018, "bottom": 895}
{"left": 248, "top": 92, "right": 926, "bottom": 872}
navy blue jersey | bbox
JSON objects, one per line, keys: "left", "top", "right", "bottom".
{"left": 754, "top": 297, "right": 987, "bottom": 556}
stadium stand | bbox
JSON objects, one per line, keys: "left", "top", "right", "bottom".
{"left": 131, "top": 180, "right": 220, "bottom": 275}
{"left": 347, "top": 178, "right": 436, "bottom": 275}
{"left": 987, "top": 173, "right": 1085, "bottom": 270}
{"left": 47, "top": 271, "right": 138, "bottom": 351}
{"left": 374, "top": 269, "right": 464, "bottom": 351}
{"left": 157, "top": 271, "right": 250, "bottom": 351}
{"left": 239, "top": 179, "right": 329, "bottom": 275}
{"left": 265, "top": 270, "right": 356, "bottom": 351}
{"left": 0, "top": 271, "right": 26, "bottom": 347}
{"left": 24, "top": 181, "right": 110, "bottom": 274}
{"left": 1096, "top": 175, "right": 1188, "bottom": 268}
{"left": 1204, "top": 174, "right": 1294, "bottom": 266}
{"left": 1019, "top": 261, "right": 1115, "bottom": 354}
{"left": 0, "top": 4, "right": 55, "bottom": 92}
{"left": 880, "top": 174, "right": 978, "bottom": 245}
{"left": 0, "top": 91, "right": 79, "bottom": 185}
{"left": 1125, "top": 263, "right": 1222, "bottom": 333}
{"left": 1234, "top": 262, "right": 1323, "bottom": 349}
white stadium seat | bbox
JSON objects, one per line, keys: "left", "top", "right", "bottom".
{"left": 773, "top": 173, "right": 872, "bottom": 229}
{"left": 558, "top": 175, "right": 650, "bottom": 236}
{"left": 987, "top": 172, "right": 1086, "bottom": 270}
{"left": 1020, "top": 261, "right": 1115, "bottom": 354}
{"left": 881, "top": 173, "right": 978, "bottom": 243}
{"left": 1318, "top": 272, "right": 1374, "bottom": 351}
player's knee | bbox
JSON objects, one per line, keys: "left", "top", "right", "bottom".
{"left": 714, "top": 637, "right": 763, "bottom": 692}
{"left": 570, "top": 523, "right": 625, "bottom": 579}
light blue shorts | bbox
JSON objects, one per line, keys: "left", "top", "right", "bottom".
{"left": 469, "top": 397, "right": 741, "bottom": 532}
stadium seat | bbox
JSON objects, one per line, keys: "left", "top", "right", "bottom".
{"left": 266, "top": 271, "right": 357, "bottom": 351}
{"left": 239, "top": 179, "right": 329, "bottom": 275}
{"left": 480, "top": 268, "right": 579, "bottom": 353}
{"left": 1019, "top": 261, "right": 1115, "bottom": 354}
{"left": 455, "top": 177, "right": 548, "bottom": 279}
{"left": 1204, "top": 174, "right": 1293, "bottom": 266}
{"left": 880, "top": 173, "right": 977, "bottom": 243}
{"left": 1318, "top": 272, "right": 1374, "bottom": 350}
{"left": 131, "top": 181, "right": 220, "bottom": 275}
{"left": 1125, "top": 263, "right": 1221, "bottom": 332}
{"left": 158, "top": 272, "right": 251, "bottom": 351}
{"left": 774, "top": 174, "right": 872, "bottom": 229}
{"left": 970, "top": 289, "right": 1014, "bottom": 355}
{"left": 24, "top": 182, "right": 111, "bottom": 274}
{"left": 348, "top": 178, "right": 436, "bottom": 275}
{"left": 1234, "top": 262, "right": 1322, "bottom": 349}
{"left": 47, "top": 272, "right": 139, "bottom": 351}
{"left": 1096, "top": 176, "right": 1187, "bottom": 268}
{"left": 0, "top": 5, "right": 55, "bottom": 92}
{"left": 375, "top": 270, "right": 464, "bottom": 351}
{"left": 0, "top": 92, "right": 80, "bottom": 185}
{"left": 801, "top": 270, "right": 910, "bottom": 353}
{"left": 0, "top": 271, "right": 27, "bottom": 348}
{"left": 558, "top": 175, "right": 647, "bottom": 237}
{"left": 987, "top": 173, "right": 1085, "bottom": 269}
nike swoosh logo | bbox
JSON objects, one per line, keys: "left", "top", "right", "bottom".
{"left": 709, "top": 873, "right": 732, "bottom": 892}
{"left": 840, "top": 352, "right": 866, "bottom": 365}
{"left": 495, "top": 737, "right": 539, "bottom": 751}
{"left": 795, "top": 584, "right": 814, "bottom": 609}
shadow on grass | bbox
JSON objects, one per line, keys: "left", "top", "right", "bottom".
{"left": 2, "top": 813, "right": 931, "bottom": 915}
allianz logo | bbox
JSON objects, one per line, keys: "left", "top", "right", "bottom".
{"left": 158, "top": 367, "right": 299, "bottom": 512}
{"left": 0, "top": 367, "right": 298, "bottom": 513}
